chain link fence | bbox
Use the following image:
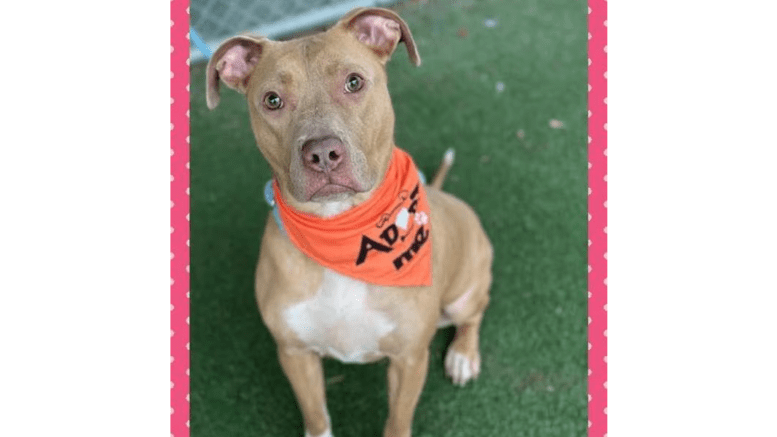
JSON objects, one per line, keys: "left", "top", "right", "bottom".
{"left": 191, "top": 0, "right": 398, "bottom": 63}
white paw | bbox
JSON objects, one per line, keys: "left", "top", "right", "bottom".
{"left": 444, "top": 350, "right": 481, "bottom": 386}
{"left": 305, "top": 428, "right": 333, "bottom": 437}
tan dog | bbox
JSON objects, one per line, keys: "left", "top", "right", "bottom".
{"left": 206, "top": 8, "right": 493, "bottom": 437}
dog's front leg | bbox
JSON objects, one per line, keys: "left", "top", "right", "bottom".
{"left": 384, "top": 349, "right": 430, "bottom": 437}
{"left": 278, "top": 348, "right": 332, "bottom": 437}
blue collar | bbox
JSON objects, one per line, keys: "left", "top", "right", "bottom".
{"left": 263, "top": 180, "right": 287, "bottom": 236}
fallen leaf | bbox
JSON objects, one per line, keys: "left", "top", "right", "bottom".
{"left": 516, "top": 129, "right": 525, "bottom": 139}
{"left": 457, "top": 27, "right": 469, "bottom": 38}
{"left": 326, "top": 375, "right": 345, "bottom": 385}
{"left": 549, "top": 119, "right": 565, "bottom": 129}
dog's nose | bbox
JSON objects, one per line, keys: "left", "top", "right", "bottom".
{"left": 301, "top": 137, "right": 346, "bottom": 172}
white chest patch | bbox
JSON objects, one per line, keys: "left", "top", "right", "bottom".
{"left": 283, "top": 269, "right": 396, "bottom": 363}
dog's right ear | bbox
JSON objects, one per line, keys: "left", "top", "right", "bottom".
{"left": 206, "top": 35, "right": 267, "bottom": 110}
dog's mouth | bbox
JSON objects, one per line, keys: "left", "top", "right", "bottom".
{"left": 311, "top": 183, "right": 357, "bottom": 200}
{"left": 300, "top": 148, "right": 370, "bottom": 201}
{"left": 296, "top": 165, "right": 370, "bottom": 203}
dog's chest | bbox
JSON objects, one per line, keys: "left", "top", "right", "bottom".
{"left": 282, "top": 269, "right": 395, "bottom": 363}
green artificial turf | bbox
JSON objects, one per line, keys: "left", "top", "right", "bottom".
{"left": 190, "top": 0, "right": 588, "bottom": 435}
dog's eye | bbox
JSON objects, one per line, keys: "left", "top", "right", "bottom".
{"left": 345, "top": 74, "right": 364, "bottom": 93}
{"left": 263, "top": 92, "right": 283, "bottom": 110}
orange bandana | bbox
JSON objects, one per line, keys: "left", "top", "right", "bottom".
{"left": 273, "top": 147, "right": 432, "bottom": 287}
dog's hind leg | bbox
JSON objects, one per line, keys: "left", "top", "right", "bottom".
{"left": 444, "top": 302, "right": 487, "bottom": 386}
{"left": 442, "top": 269, "right": 491, "bottom": 386}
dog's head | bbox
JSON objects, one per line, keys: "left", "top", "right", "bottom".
{"left": 206, "top": 8, "right": 420, "bottom": 216}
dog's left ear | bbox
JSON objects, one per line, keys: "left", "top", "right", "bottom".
{"left": 339, "top": 8, "right": 421, "bottom": 66}
{"left": 206, "top": 35, "right": 268, "bottom": 110}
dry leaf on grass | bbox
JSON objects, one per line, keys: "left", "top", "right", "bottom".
{"left": 549, "top": 119, "right": 565, "bottom": 129}
{"left": 326, "top": 375, "right": 345, "bottom": 385}
{"left": 516, "top": 129, "right": 525, "bottom": 139}
{"left": 457, "top": 27, "right": 469, "bottom": 38}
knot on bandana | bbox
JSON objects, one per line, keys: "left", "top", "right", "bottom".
{"left": 271, "top": 147, "right": 433, "bottom": 287}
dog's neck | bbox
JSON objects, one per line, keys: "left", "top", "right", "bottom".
{"left": 275, "top": 182, "right": 379, "bottom": 218}
{"left": 318, "top": 200, "right": 354, "bottom": 218}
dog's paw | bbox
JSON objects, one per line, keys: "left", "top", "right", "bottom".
{"left": 444, "top": 349, "right": 481, "bottom": 386}
{"left": 305, "top": 428, "right": 333, "bottom": 437}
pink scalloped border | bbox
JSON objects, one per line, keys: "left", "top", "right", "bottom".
{"left": 588, "top": 0, "right": 608, "bottom": 435}
{"left": 170, "top": 0, "right": 191, "bottom": 434}
{"left": 169, "top": 1, "right": 607, "bottom": 435}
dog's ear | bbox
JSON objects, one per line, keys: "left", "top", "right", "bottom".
{"left": 206, "top": 35, "right": 267, "bottom": 110}
{"left": 338, "top": 8, "right": 421, "bottom": 67}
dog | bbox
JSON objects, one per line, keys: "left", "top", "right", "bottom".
{"left": 206, "top": 7, "right": 493, "bottom": 437}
